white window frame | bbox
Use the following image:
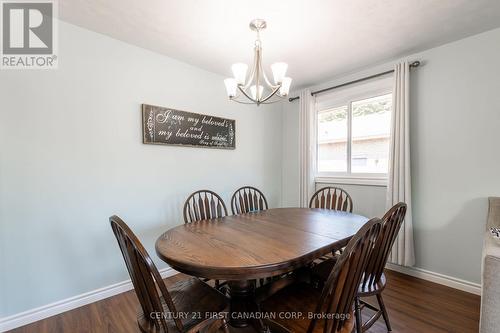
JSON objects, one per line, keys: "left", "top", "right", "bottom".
{"left": 314, "top": 76, "right": 392, "bottom": 186}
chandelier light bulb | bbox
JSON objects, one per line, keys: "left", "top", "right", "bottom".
{"left": 280, "top": 77, "right": 292, "bottom": 96}
{"left": 231, "top": 63, "right": 248, "bottom": 85}
{"left": 224, "top": 78, "right": 237, "bottom": 97}
{"left": 271, "top": 62, "right": 288, "bottom": 84}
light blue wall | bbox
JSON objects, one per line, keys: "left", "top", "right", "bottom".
{"left": 282, "top": 27, "right": 500, "bottom": 285}
{"left": 409, "top": 28, "right": 500, "bottom": 283}
{"left": 315, "top": 183, "right": 387, "bottom": 219}
{"left": 0, "top": 21, "right": 283, "bottom": 317}
{"left": 281, "top": 100, "right": 300, "bottom": 207}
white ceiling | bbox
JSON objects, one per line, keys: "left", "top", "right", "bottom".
{"left": 59, "top": 0, "right": 500, "bottom": 87}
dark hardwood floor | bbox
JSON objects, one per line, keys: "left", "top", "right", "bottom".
{"left": 8, "top": 270, "right": 480, "bottom": 333}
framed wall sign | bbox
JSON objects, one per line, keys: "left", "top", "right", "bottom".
{"left": 142, "top": 104, "right": 235, "bottom": 149}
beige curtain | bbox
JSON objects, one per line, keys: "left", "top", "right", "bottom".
{"left": 387, "top": 61, "right": 415, "bottom": 267}
{"left": 299, "top": 89, "right": 315, "bottom": 208}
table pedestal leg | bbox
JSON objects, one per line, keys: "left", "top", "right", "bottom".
{"left": 228, "top": 280, "right": 255, "bottom": 328}
{"left": 228, "top": 280, "right": 272, "bottom": 332}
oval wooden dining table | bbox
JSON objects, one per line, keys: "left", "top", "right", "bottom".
{"left": 155, "top": 207, "right": 368, "bottom": 329}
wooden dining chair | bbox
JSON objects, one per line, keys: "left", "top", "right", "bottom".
{"left": 109, "top": 215, "right": 229, "bottom": 333}
{"left": 183, "top": 190, "right": 228, "bottom": 224}
{"left": 183, "top": 190, "right": 228, "bottom": 290}
{"left": 310, "top": 203, "right": 407, "bottom": 333}
{"left": 260, "top": 217, "right": 382, "bottom": 333}
{"left": 231, "top": 186, "right": 268, "bottom": 214}
{"left": 354, "top": 202, "right": 407, "bottom": 333}
{"left": 309, "top": 187, "right": 353, "bottom": 265}
{"left": 309, "top": 186, "right": 353, "bottom": 212}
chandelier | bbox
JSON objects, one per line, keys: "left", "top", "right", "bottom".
{"left": 224, "top": 19, "right": 292, "bottom": 106}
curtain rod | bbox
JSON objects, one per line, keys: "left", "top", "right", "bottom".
{"left": 288, "top": 60, "right": 421, "bottom": 102}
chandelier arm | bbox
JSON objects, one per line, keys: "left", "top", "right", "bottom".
{"left": 255, "top": 42, "right": 279, "bottom": 89}
{"left": 237, "top": 85, "right": 258, "bottom": 103}
{"left": 252, "top": 94, "right": 285, "bottom": 105}
{"left": 262, "top": 72, "right": 274, "bottom": 87}
{"left": 233, "top": 91, "right": 241, "bottom": 99}
{"left": 261, "top": 99, "right": 282, "bottom": 104}
{"left": 230, "top": 98, "right": 261, "bottom": 105}
{"left": 233, "top": 92, "right": 284, "bottom": 105}
{"left": 255, "top": 47, "right": 261, "bottom": 101}
{"left": 230, "top": 86, "right": 244, "bottom": 99}
{"left": 259, "top": 58, "right": 276, "bottom": 89}
{"left": 260, "top": 86, "right": 282, "bottom": 104}
{"left": 243, "top": 46, "right": 258, "bottom": 90}
{"left": 261, "top": 93, "right": 287, "bottom": 104}
{"left": 263, "top": 75, "right": 280, "bottom": 89}
{"left": 255, "top": 41, "right": 280, "bottom": 89}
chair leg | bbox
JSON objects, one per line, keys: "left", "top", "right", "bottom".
{"left": 221, "top": 318, "right": 230, "bottom": 333}
{"left": 206, "top": 317, "right": 230, "bottom": 333}
{"left": 354, "top": 296, "right": 363, "bottom": 333}
{"left": 376, "top": 293, "right": 392, "bottom": 332}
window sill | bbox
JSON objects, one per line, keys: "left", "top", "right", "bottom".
{"left": 315, "top": 176, "right": 388, "bottom": 187}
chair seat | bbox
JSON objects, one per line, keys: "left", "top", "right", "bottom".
{"left": 358, "top": 273, "right": 387, "bottom": 296}
{"left": 312, "top": 259, "right": 387, "bottom": 295}
{"left": 137, "top": 277, "right": 228, "bottom": 333}
{"left": 261, "top": 282, "right": 354, "bottom": 333}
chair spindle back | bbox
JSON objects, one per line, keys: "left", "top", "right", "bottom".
{"left": 309, "top": 187, "right": 353, "bottom": 212}
{"left": 183, "top": 190, "right": 228, "bottom": 224}
{"left": 309, "top": 217, "right": 382, "bottom": 333}
{"left": 231, "top": 186, "right": 268, "bottom": 214}
{"left": 109, "top": 215, "right": 183, "bottom": 332}
{"left": 362, "top": 202, "right": 407, "bottom": 287}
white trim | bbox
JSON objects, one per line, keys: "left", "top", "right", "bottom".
{"left": 0, "top": 263, "right": 482, "bottom": 332}
{"left": 386, "top": 263, "right": 481, "bottom": 295}
{"left": 315, "top": 176, "right": 387, "bottom": 187}
{"left": 0, "top": 267, "right": 178, "bottom": 332}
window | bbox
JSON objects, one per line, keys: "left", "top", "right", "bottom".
{"left": 317, "top": 105, "right": 348, "bottom": 172}
{"left": 316, "top": 91, "right": 392, "bottom": 179}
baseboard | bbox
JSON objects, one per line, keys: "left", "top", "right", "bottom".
{"left": 386, "top": 263, "right": 482, "bottom": 295}
{"left": 0, "top": 267, "right": 178, "bottom": 332}
{"left": 1, "top": 264, "right": 481, "bottom": 332}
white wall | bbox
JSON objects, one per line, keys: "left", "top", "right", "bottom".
{"left": 282, "top": 27, "right": 500, "bottom": 285}
{"left": 0, "top": 21, "right": 283, "bottom": 317}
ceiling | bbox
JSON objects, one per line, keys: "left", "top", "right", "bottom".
{"left": 59, "top": 0, "right": 500, "bottom": 88}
